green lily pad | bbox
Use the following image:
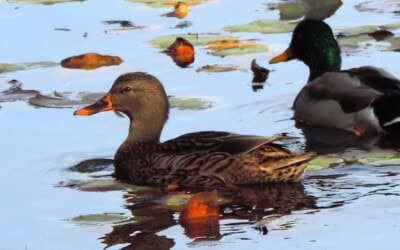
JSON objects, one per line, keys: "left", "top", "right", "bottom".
{"left": 211, "top": 44, "right": 268, "bottom": 56}
{"left": 266, "top": 0, "right": 342, "bottom": 21}
{"left": 224, "top": 20, "right": 297, "bottom": 34}
{"left": 196, "top": 64, "right": 243, "bottom": 73}
{"left": 337, "top": 34, "right": 373, "bottom": 47}
{"left": 305, "top": 156, "right": 344, "bottom": 172}
{"left": 337, "top": 23, "right": 400, "bottom": 36}
{"left": 71, "top": 159, "right": 114, "bottom": 173}
{"left": 149, "top": 34, "right": 238, "bottom": 49}
{"left": 29, "top": 92, "right": 104, "bottom": 108}
{"left": 77, "top": 180, "right": 131, "bottom": 192}
{"left": 169, "top": 96, "right": 213, "bottom": 110}
{"left": 69, "top": 213, "right": 133, "bottom": 226}
{"left": 125, "top": 0, "right": 208, "bottom": 8}
{"left": 0, "top": 61, "right": 58, "bottom": 74}
{"left": 388, "top": 37, "right": 400, "bottom": 51}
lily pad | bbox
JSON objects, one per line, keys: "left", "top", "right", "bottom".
{"left": 3, "top": 0, "right": 84, "bottom": 4}
{"left": 224, "top": 20, "right": 297, "bottom": 34}
{"left": 210, "top": 43, "right": 268, "bottom": 57}
{"left": 355, "top": 0, "right": 400, "bottom": 14}
{"left": 149, "top": 34, "right": 239, "bottom": 49}
{"left": 337, "top": 34, "right": 373, "bottom": 47}
{"left": 69, "top": 213, "right": 132, "bottom": 226}
{"left": 169, "top": 96, "right": 213, "bottom": 110}
{"left": 71, "top": 158, "right": 114, "bottom": 173}
{"left": 305, "top": 156, "right": 344, "bottom": 172}
{"left": 337, "top": 23, "right": 400, "bottom": 36}
{"left": 388, "top": 37, "right": 400, "bottom": 51}
{"left": 29, "top": 92, "right": 104, "bottom": 108}
{"left": 196, "top": 64, "right": 243, "bottom": 73}
{"left": 125, "top": 0, "right": 208, "bottom": 8}
{"left": 266, "top": 0, "right": 342, "bottom": 21}
{"left": 0, "top": 61, "right": 58, "bottom": 74}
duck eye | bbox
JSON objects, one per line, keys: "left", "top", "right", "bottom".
{"left": 121, "top": 86, "right": 132, "bottom": 93}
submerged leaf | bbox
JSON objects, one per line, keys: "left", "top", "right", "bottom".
{"left": 61, "top": 53, "right": 123, "bottom": 70}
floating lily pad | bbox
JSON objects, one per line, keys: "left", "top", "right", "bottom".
{"left": 305, "top": 156, "right": 344, "bottom": 172}
{"left": 29, "top": 92, "right": 104, "bottom": 108}
{"left": 169, "top": 96, "right": 213, "bottom": 110}
{"left": 337, "top": 23, "right": 400, "bottom": 36}
{"left": 71, "top": 158, "right": 114, "bottom": 173}
{"left": 69, "top": 213, "right": 132, "bottom": 226}
{"left": 0, "top": 61, "right": 58, "bottom": 74}
{"left": 210, "top": 42, "right": 268, "bottom": 57}
{"left": 77, "top": 180, "right": 130, "bottom": 192}
{"left": 149, "top": 34, "right": 239, "bottom": 49}
{"left": 196, "top": 64, "right": 243, "bottom": 73}
{"left": 224, "top": 20, "right": 297, "bottom": 34}
{"left": 337, "top": 34, "right": 373, "bottom": 47}
{"left": 3, "top": 0, "right": 85, "bottom": 4}
{"left": 125, "top": 0, "right": 208, "bottom": 8}
{"left": 266, "top": 0, "right": 342, "bottom": 20}
{"left": 388, "top": 37, "right": 400, "bottom": 51}
{"left": 355, "top": 0, "right": 399, "bottom": 14}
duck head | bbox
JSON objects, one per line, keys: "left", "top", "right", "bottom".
{"left": 74, "top": 72, "right": 169, "bottom": 143}
{"left": 270, "top": 19, "right": 342, "bottom": 81}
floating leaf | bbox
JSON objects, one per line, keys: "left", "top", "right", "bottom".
{"left": 61, "top": 53, "right": 123, "bottom": 70}
{"left": 149, "top": 34, "right": 238, "bottom": 49}
{"left": 196, "top": 64, "right": 243, "bottom": 73}
{"left": 251, "top": 59, "right": 269, "bottom": 83}
{"left": 163, "top": 37, "right": 195, "bottom": 67}
{"left": 3, "top": 0, "right": 85, "bottom": 4}
{"left": 162, "top": 1, "right": 190, "bottom": 19}
{"left": 0, "top": 61, "right": 58, "bottom": 74}
{"left": 305, "top": 156, "right": 344, "bottom": 172}
{"left": 77, "top": 180, "right": 130, "bottom": 192}
{"left": 169, "top": 96, "right": 213, "bottom": 110}
{"left": 29, "top": 92, "right": 105, "bottom": 108}
{"left": 126, "top": 0, "right": 208, "bottom": 8}
{"left": 207, "top": 40, "right": 268, "bottom": 56}
{"left": 224, "top": 20, "right": 297, "bottom": 34}
{"left": 388, "top": 37, "right": 400, "bottom": 51}
{"left": 355, "top": 0, "right": 400, "bottom": 14}
{"left": 337, "top": 23, "right": 400, "bottom": 36}
{"left": 71, "top": 158, "right": 114, "bottom": 173}
{"left": 337, "top": 34, "right": 373, "bottom": 47}
{"left": 69, "top": 213, "right": 132, "bottom": 226}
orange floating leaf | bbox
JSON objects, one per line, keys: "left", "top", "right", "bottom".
{"left": 179, "top": 190, "right": 221, "bottom": 239}
{"left": 162, "top": 1, "right": 190, "bottom": 19}
{"left": 164, "top": 37, "right": 195, "bottom": 68}
{"left": 61, "top": 53, "right": 123, "bottom": 70}
{"left": 207, "top": 40, "right": 258, "bottom": 51}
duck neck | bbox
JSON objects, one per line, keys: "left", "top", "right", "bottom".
{"left": 126, "top": 116, "right": 165, "bottom": 144}
{"left": 304, "top": 41, "right": 342, "bottom": 81}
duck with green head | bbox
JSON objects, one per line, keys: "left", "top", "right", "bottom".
{"left": 74, "top": 72, "right": 315, "bottom": 188}
{"left": 270, "top": 19, "right": 400, "bottom": 135}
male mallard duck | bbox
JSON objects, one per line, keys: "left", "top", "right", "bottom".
{"left": 74, "top": 72, "right": 314, "bottom": 188}
{"left": 270, "top": 19, "right": 400, "bottom": 135}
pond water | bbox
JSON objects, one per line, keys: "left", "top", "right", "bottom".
{"left": 0, "top": 0, "right": 400, "bottom": 249}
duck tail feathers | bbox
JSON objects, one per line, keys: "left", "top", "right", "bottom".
{"left": 373, "top": 95, "right": 400, "bottom": 134}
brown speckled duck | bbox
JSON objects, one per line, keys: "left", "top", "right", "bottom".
{"left": 74, "top": 72, "right": 315, "bottom": 188}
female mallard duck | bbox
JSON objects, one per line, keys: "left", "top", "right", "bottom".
{"left": 74, "top": 72, "right": 314, "bottom": 188}
{"left": 270, "top": 19, "right": 400, "bottom": 135}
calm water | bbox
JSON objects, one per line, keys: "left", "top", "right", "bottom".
{"left": 0, "top": 0, "right": 400, "bottom": 249}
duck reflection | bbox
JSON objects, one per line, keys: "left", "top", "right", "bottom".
{"left": 101, "top": 182, "right": 315, "bottom": 249}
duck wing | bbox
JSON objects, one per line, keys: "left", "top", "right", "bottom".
{"left": 162, "top": 131, "right": 281, "bottom": 155}
{"left": 343, "top": 66, "right": 400, "bottom": 95}
{"left": 297, "top": 70, "right": 383, "bottom": 114}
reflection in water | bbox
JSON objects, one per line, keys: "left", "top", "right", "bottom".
{"left": 66, "top": 157, "right": 400, "bottom": 249}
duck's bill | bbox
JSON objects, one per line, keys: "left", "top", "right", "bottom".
{"left": 74, "top": 94, "right": 113, "bottom": 116}
{"left": 269, "top": 48, "right": 293, "bottom": 64}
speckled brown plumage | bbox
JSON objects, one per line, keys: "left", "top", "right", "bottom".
{"left": 75, "top": 72, "right": 315, "bottom": 188}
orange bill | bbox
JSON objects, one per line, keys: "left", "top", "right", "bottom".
{"left": 74, "top": 94, "right": 113, "bottom": 116}
{"left": 269, "top": 48, "right": 294, "bottom": 64}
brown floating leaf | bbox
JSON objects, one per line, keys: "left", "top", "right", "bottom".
{"left": 368, "top": 29, "right": 394, "bottom": 41}
{"left": 163, "top": 37, "right": 195, "bottom": 68}
{"left": 251, "top": 59, "right": 269, "bottom": 83}
{"left": 179, "top": 190, "right": 221, "bottom": 240}
{"left": 61, "top": 53, "right": 123, "bottom": 70}
{"left": 162, "top": 1, "right": 190, "bottom": 19}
